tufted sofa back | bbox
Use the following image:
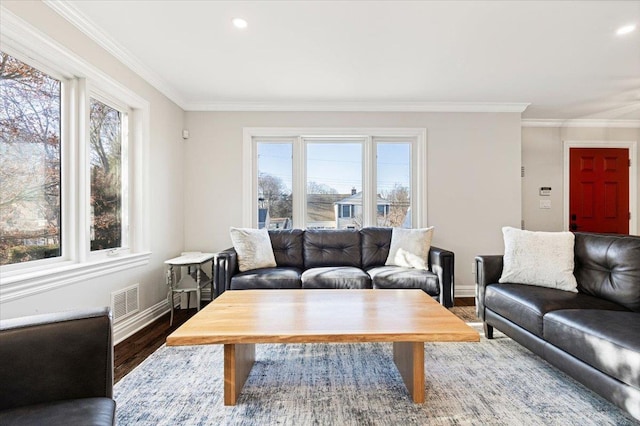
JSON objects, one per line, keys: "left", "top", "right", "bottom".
{"left": 361, "top": 227, "right": 393, "bottom": 269}
{"left": 303, "top": 229, "right": 362, "bottom": 268}
{"left": 268, "top": 228, "right": 397, "bottom": 270}
{"left": 269, "top": 229, "right": 304, "bottom": 268}
{"left": 574, "top": 232, "right": 640, "bottom": 312}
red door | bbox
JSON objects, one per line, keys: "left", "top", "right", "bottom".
{"left": 569, "top": 148, "right": 629, "bottom": 234}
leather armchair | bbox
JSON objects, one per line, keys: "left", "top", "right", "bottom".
{"left": 0, "top": 307, "right": 115, "bottom": 426}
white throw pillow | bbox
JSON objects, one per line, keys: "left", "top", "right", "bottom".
{"left": 499, "top": 227, "right": 578, "bottom": 292}
{"left": 385, "top": 227, "right": 434, "bottom": 270}
{"left": 229, "top": 227, "right": 277, "bottom": 272}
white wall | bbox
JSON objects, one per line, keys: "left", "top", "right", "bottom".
{"left": 0, "top": 2, "right": 186, "bottom": 338}
{"left": 184, "top": 111, "right": 522, "bottom": 297}
{"left": 522, "top": 126, "right": 640, "bottom": 234}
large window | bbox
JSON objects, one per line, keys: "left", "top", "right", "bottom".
{"left": 0, "top": 41, "right": 149, "bottom": 297}
{"left": 247, "top": 129, "right": 426, "bottom": 230}
{"left": 1, "top": 52, "right": 62, "bottom": 265}
{"left": 1, "top": 51, "right": 136, "bottom": 269}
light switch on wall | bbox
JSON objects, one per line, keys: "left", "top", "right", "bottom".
{"left": 539, "top": 199, "right": 552, "bottom": 209}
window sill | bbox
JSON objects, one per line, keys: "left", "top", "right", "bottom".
{"left": 0, "top": 252, "right": 151, "bottom": 302}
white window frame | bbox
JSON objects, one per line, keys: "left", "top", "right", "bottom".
{"left": 86, "top": 90, "right": 131, "bottom": 259}
{"left": 244, "top": 128, "right": 427, "bottom": 229}
{"left": 0, "top": 9, "right": 150, "bottom": 302}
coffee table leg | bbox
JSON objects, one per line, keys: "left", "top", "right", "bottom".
{"left": 224, "top": 343, "right": 255, "bottom": 405}
{"left": 392, "top": 341, "right": 425, "bottom": 403}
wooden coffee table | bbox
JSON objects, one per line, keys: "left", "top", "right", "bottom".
{"left": 166, "top": 289, "right": 479, "bottom": 405}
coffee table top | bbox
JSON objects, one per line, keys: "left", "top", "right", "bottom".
{"left": 167, "top": 289, "right": 479, "bottom": 346}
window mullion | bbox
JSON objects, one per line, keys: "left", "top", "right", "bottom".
{"left": 363, "top": 136, "right": 375, "bottom": 227}
{"left": 293, "top": 137, "right": 305, "bottom": 229}
{"left": 76, "top": 78, "right": 90, "bottom": 262}
{"left": 62, "top": 78, "right": 76, "bottom": 262}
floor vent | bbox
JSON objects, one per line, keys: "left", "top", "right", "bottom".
{"left": 111, "top": 284, "right": 139, "bottom": 322}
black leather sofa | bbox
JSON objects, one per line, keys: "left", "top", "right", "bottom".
{"left": 476, "top": 232, "right": 640, "bottom": 421}
{"left": 0, "top": 307, "right": 115, "bottom": 426}
{"left": 215, "top": 227, "right": 455, "bottom": 307}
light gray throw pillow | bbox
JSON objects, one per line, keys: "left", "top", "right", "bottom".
{"left": 385, "top": 227, "right": 434, "bottom": 270}
{"left": 499, "top": 226, "right": 578, "bottom": 292}
{"left": 229, "top": 227, "right": 277, "bottom": 272}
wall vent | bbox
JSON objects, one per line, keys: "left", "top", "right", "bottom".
{"left": 111, "top": 284, "right": 139, "bottom": 322}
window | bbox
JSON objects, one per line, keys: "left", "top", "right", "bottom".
{"left": 89, "top": 97, "right": 127, "bottom": 251}
{"left": 256, "top": 142, "right": 292, "bottom": 229}
{"left": 245, "top": 128, "right": 426, "bottom": 230}
{"left": 307, "top": 142, "right": 362, "bottom": 229}
{"left": 340, "top": 205, "right": 353, "bottom": 219}
{"left": 377, "top": 141, "right": 411, "bottom": 227}
{"left": 0, "top": 32, "right": 149, "bottom": 298}
{"left": 1, "top": 52, "right": 62, "bottom": 265}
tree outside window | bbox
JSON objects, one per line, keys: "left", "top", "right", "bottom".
{"left": 89, "top": 98, "right": 123, "bottom": 251}
{"left": 0, "top": 52, "right": 61, "bottom": 265}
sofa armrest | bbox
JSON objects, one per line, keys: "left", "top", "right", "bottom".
{"left": 215, "top": 247, "right": 238, "bottom": 293}
{"left": 0, "top": 307, "right": 113, "bottom": 411}
{"left": 475, "top": 255, "right": 504, "bottom": 320}
{"left": 430, "top": 246, "right": 454, "bottom": 308}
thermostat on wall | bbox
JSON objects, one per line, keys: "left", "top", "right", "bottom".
{"left": 539, "top": 187, "right": 551, "bottom": 196}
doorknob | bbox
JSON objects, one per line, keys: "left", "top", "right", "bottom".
{"left": 570, "top": 223, "right": 578, "bottom": 231}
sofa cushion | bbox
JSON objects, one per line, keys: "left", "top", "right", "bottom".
{"left": 361, "top": 227, "right": 392, "bottom": 269}
{"left": 574, "top": 233, "right": 640, "bottom": 312}
{"left": 301, "top": 267, "right": 371, "bottom": 289}
{"left": 0, "top": 397, "right": 115, "bottom": 426}
{"left": 544, "top": 310, "right": 640, "bottom": 389}
{"left": 269, "top": 229, "right": 304, "bottom": 268}
{"left": 499, "top": 227, "right": 578, "bottom": 292}
{"left": 230, "top": 267, "right": 302, "bottom": 289}
{"left": 303, "top": 229, "right": 361, "bottom": 268}
{"left": 485, "top": 284, "right": 628, "bottom": 337}
{"left": 368, "top": 266, "right": 440, "bottom": 296}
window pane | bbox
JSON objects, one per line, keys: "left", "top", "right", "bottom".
{"left": 89, "top": 98, "right": 123, "bottom": 251}
{"left": 307, "top": 142, "right": 362, "bottom": 229}
{"left": 0, "top": 52, "right": 62, "bottom": 265}
{"left": 257, "top": 142, "right": 292, "bottom": 229}
{"left": 377, "top": 143, "right": 411, "bottom": 227}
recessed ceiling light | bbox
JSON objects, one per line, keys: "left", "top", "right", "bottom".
{"left": 232, "top": 18, "right": 248, "bottom": 29}
{"left": 616, "top": 24, "right": 636, "bottom": 35}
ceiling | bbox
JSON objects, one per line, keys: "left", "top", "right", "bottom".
{"left": 47, "top": 1, "right": 640, "bottom": 119}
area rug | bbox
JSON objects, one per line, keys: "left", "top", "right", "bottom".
{"left": 114, "top": 328, "right": 637, "bottom": 425}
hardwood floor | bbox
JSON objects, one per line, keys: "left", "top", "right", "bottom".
{"left": 114, "top": 297, "right": 477, "bottom": 383}
{"left": 114, "top": 307, "right": 200, "bottom": 382}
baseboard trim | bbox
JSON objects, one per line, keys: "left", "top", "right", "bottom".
{"left": 113, "top": 299, "right": 169, "bottom": 344}
{"left": 114, "top": 288, "right": 214, "bottom": 344}
{"left": 455, "top": 284, "right": 475, "bottom": 298}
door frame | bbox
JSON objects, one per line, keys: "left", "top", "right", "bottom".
{"left": 563, "top": 140, "right": 637, "bottom": 234}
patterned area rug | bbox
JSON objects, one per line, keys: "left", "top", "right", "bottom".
{"left": 114, "top": 326, "right": 637, "bottom": 425}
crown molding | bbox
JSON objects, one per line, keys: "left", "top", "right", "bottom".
{"left": 43, "top": 0, "right": 187, "bottom": 109}
{"left": 184, "top": 101, "right": 530, "bottom": 113}
{"left": 522, "top": 119, "right": 640, "bottom": 128}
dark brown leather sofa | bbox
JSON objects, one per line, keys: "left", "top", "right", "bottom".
{"left": 0, "top": 307, "right": 115, "bottom": 426}
{"left": 215, "top": 227, "right": 455, "bottom": 307}
{"left": 476, "top": 232, "right": 640, "bottom": 421}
